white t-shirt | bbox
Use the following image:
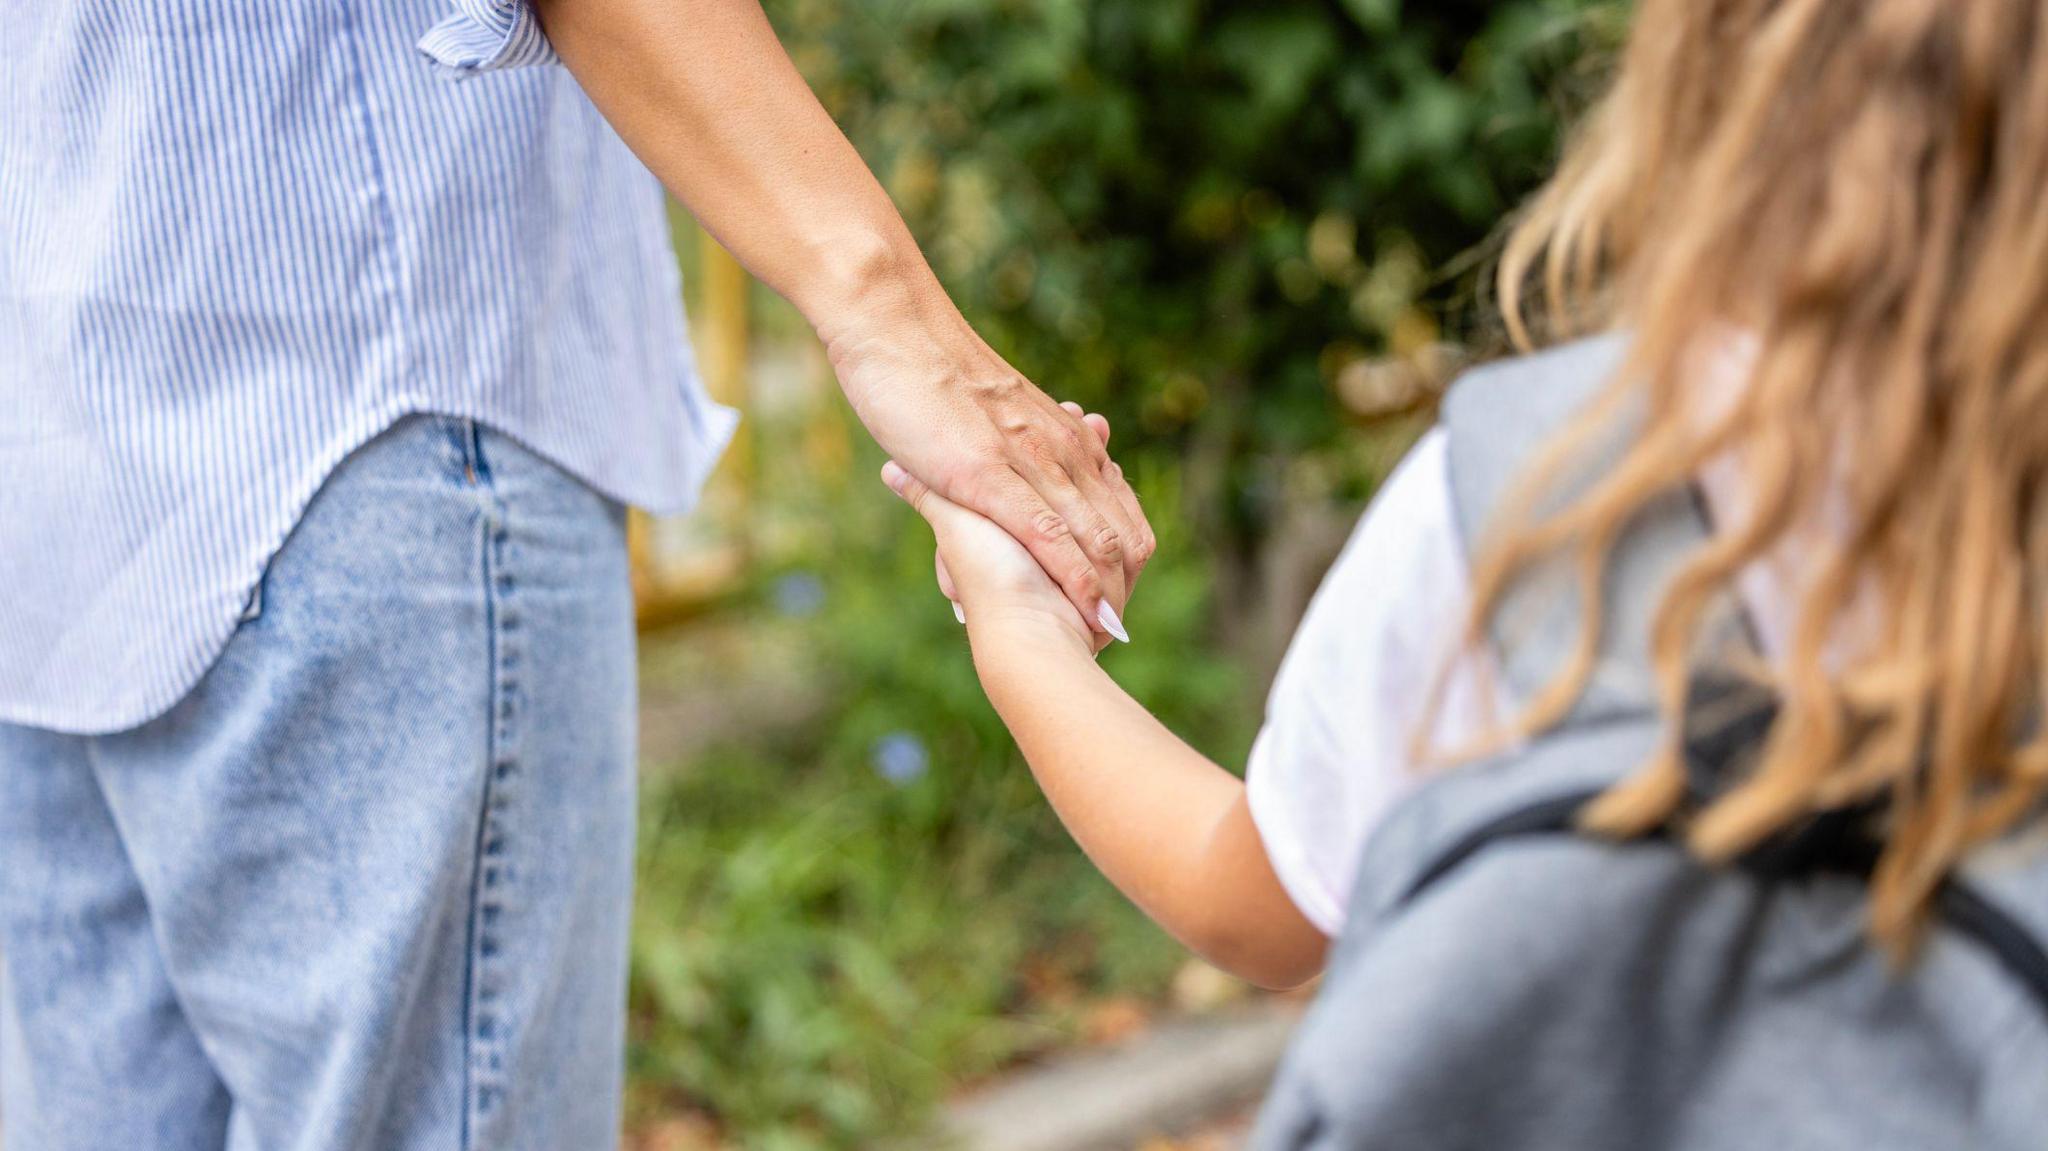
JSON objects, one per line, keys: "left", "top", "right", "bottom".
{"left": 1245, "top": 424, "right": 1797, "bottom": 937}
{"left": 1244, "top": 430, "right": 1485, "bottom": 936}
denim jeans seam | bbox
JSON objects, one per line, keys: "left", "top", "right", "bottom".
{"left": 445, "top": 417, "right": 491, "bottom": 488}
{"left": 463, "top": 459, "right": 518, "bottom": 1142}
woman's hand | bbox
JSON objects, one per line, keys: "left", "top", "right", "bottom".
{"left": 829, "top": 296, "right": 1151, "bottom": 641}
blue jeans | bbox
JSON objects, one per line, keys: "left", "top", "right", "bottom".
{"left": 0, "top": 417, "right": 639, "bottom": 1150}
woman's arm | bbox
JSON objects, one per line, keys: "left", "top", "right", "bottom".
{"left": 883, "top": 462, "right": 1330, "bottom": 989}
{"left": 533, "top": 0, "right": 1150, "bottom": 637}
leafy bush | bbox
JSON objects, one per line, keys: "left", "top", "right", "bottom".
{"left": 773, "top": 0, "right": 1623, "bottom": 521}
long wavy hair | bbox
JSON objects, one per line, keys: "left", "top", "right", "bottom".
{"left": 1472, "top": 0, "right": 2048, "bottom": 954}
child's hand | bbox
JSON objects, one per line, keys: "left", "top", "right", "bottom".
{"left": 882, "top": 403, "right": 1119, "bottom": 658}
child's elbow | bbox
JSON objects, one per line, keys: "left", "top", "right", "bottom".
{"left": 1225, "top": 945, "right": 1325, "bottom": 992}
{"left": 1185, "top": 912, "right": 1327, "bottom": 992}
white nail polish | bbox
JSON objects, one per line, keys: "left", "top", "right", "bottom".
{"left": 1095, "top": 599, "right": 1131, "bottom": 643}
{"left": 952, "top": 601, "right": 967, "bottom": 625}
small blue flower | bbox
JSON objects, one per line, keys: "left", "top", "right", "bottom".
{"left": 870, "top": 732, "right": 929, "bottom": 786}
{"left": 771, "top": 571, "right": 826, "bottom": 618}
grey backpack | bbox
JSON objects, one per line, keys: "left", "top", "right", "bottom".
{"left": 1251, "top": 336, "right": 2048, "bottom": 1150}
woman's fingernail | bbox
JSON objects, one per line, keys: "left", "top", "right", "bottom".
{"left": 881, "top": 461, "right": 909, "bottom": 495}
{"left": 1095, "top": 599, "right": 1131, "bottom": 643}
{"left": 952, "top": 601, "right": 967, "bottom": 625}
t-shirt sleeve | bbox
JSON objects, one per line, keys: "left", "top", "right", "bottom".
{"left": 1244, "top": 428, "right": 1494, "bottom": 937}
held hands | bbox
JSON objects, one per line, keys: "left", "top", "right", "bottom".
{"left": 826, "top": 299, "right": 1152, "bottom": 641}
{"left": 880, "top": 403, "right": 1120, "bottom": 657}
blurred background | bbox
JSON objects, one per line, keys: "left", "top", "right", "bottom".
{"left": 620, "top": 1, "right": 1621, "bottom": 1146}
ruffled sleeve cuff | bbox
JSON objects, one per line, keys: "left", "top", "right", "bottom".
{"left": 418, "top": 0, "right": 560, "bottom": 77}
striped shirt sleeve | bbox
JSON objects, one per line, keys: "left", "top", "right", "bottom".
{"left": 418, "top": 0, "right": 560, "bottom": 75}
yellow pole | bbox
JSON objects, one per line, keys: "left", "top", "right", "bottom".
{"left": 699, "top": 233, "right": 753, "bottom": 506}
{"left": 629, "top": 227, "right": 755, "bottom": 626}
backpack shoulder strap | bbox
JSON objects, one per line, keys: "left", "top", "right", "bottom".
{"left": 1440, "top": 333, "right": 1749, "bottom": 723}
{"left": 1959, "top": 820, "right": 2048, "bottom": 1011}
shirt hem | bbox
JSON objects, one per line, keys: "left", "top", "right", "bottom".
{"left": 0, "top": 392, "right": 731, "bottom": 736}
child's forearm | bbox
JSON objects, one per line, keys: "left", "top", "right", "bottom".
{"left": 969, "top": 619, "right": 1328, "bottom": 988}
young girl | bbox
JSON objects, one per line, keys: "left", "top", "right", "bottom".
{"left": 884, "top": 0, "right": 2048, "bottom": 992}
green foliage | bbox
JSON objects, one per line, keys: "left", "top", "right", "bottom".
{"left": 771, "top": 0, "right": 1623, "bottom": 499}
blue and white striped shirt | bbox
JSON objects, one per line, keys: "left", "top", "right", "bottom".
{"left": 0, "top": 0, "right": 737, "bottom": 733}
